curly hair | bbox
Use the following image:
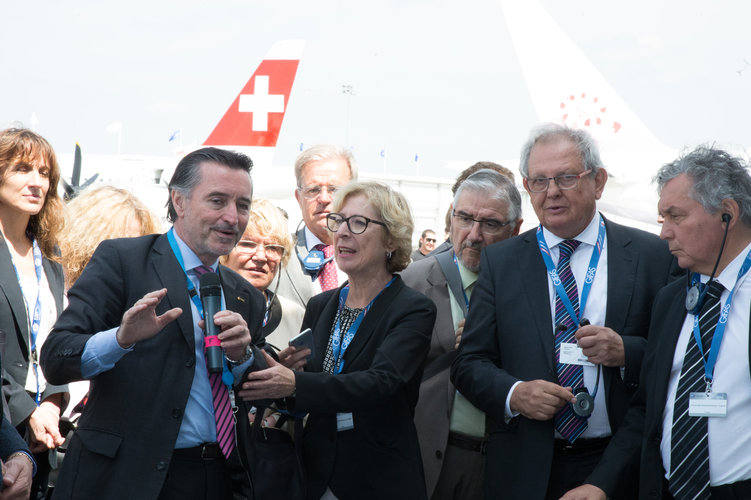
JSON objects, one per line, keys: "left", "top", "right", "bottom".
{"left": 0, "top": 128, "right": 64, "bottom": 260}
{"left": 331, "top": 181, "right": 413, "bottom": 273}
{"left": 60, "top": 186, "right": 162, "bottom": 286}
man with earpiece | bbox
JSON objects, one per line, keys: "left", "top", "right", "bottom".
{"left": 276, "top": 144, "right": 357, "bottom": 308}
{"left": 451, "top": 124, "right": 678, "bottom": 500}
{"left": 563, "top": 147, "right": 751, "bottom": 500}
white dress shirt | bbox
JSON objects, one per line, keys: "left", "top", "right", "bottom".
{"left": 661, "top": 241, "right": 751, "bottom": 485}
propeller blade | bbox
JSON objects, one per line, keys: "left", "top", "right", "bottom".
{"left": 71, "top": 143, "right": 82, "bottom": 187}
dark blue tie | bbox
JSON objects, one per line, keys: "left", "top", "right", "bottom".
{"left": 552, "top": 239, "right": 587, "bottom": 443}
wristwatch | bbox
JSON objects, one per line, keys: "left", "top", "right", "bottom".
{"left": 226, "top": 345, "right": 252, "bottom": 365}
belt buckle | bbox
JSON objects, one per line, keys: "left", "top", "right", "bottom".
{"left": 200, "top": 443, "right": 218, "bottom": 460}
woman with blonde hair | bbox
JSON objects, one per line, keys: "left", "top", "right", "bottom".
{"left": 0, "top": 128, "right": 67, "bottom": 498}
{"left": 239, "top": 181, "right": 436, "bottom": 500}
{"left": 59, "top": 185, "right": 162, "bottom": 288}
{"left": 222, "top": 198, "right": 304, "bottom": 350}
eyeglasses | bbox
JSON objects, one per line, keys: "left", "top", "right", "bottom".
{"left": 298, "top": 184, "right": 340, "bottom": 200}
{"left": 326, "top": 213, "right": 386, "bottom": 234}
{"left": 424, "top": 238, "right": 437, "bottom": 243}
{"left": 234, "top": 240, "right": 285, "bottom": 259}
{"left": 525, "top": 169, "right": 592, "bottom": 193}
{"left": 452, "top": 211, "right": 511, "bottom": 234}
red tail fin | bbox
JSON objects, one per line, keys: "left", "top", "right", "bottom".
{"left": 204, "top": 40, "right": 304, "bottom": 148}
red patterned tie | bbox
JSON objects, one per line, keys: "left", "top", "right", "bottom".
{"left": 194, "top": 265, "right": 235, "bottom": 458}
{"left": 314, "top": 244, "right": 338, "bottom": 291}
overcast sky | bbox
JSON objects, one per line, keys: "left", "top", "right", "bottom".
{"left": 2, "top": 0, "right": 749, "bottom": 179}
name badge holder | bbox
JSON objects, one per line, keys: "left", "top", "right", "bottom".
{"left": 687, "top": 248, "right": 751, "bottom": 418}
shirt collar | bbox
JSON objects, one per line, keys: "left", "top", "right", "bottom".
{"left": 172, "top": 229, "right": 218, "bottom": 272}
{"left": 454, "top": 252, "right": 478, "bottom": 289}
{"left": 304, "top": 225, "right": 328, "bottom": 251}
{"left": 706, "top": 240, "right": 751, "bottom": 291}
{"left": 542, "top": 212, "right": 601, "bottom": 250}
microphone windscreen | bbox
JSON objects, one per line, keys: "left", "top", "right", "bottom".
{"left": 199, "top": 271, "right": 221, "bottom": 297}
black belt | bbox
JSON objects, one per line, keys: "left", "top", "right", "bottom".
{"left": 553, "top": 436, "right": 610, "bottom": 456}
{"left": 710, "top": 478, "right": 751, "bottom": 500}
{"left": 447, "top": 432, "right": 487, "bottom": 455}
{"left": 173, "top": 443, "right": 223, "bottom": 461}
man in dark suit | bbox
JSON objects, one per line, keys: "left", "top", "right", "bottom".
{"left": 563, "top": 147, "right": 751, "bottom": 500}
{"left": 277, "top": 144, "right": 356, "bottom": 307}
{"left": 40, "top": 147, "right": 267, "bottom": 499}
{"left": 451, "top": 124, "right": 676, "bottom": 500}
{"left": 401, "top": 169, "right": 522, "bottom": 499}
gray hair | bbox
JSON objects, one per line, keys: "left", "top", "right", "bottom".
{"left": 454, "top": 169, "right": 522, "bottom": 223}
{"left": 519, "top": 123, "right": 604, "bottom": 178}
{"left": 294, "top": 144, "right": 358, "bottom": 187}
{"left": 167, "top": 147, "right": 253, "bottom": 223}
{"left": 655, "top": 146, "right": 751, "bottom": 227}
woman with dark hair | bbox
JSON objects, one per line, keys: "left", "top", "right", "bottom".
{"left": 239, "top": 181, "right": 436, "bottom": 500}
{"left": 0, "top": 128, "right": 67, "bottom": 498}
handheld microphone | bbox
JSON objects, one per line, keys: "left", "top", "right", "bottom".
{"left": 199, "top": 272, "right": 224, "bottom": 373}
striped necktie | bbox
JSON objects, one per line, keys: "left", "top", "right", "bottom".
{"left": 194, "top": 265, "right": 235, "bottom": 458}
{"left": 669, "top": 279, "right": 725, "bottom": 500}
{"left": 552, "top": 239, "right": 588, "bottom": 443}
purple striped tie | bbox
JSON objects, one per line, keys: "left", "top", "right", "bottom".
{"left": 552, "top": 240, "right": 588, "bottom": 443}
{"left": 194, "top": 265, "right": 235, "bottom": 458}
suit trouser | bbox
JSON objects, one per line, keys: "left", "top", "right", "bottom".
{"left": 158, "top": 446, "right": 232, "bottom": 500}
{"left": 431, "top": 439, "right": 484, "bottom": 500}
{"left": 545, "top": 439, "right": 608, "bottom": 500}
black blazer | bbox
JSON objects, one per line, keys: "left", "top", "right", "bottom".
{"left": 292, "top": 275, "right": 436, "bottom": 500}
{"left": 451, "top": 218, "right": 677, "bottom": 499}
{"left": 0, "top": 234, "right": 66, "bottom": 428}
{"left": 586, "top": 277, "right": 729, "bottom": 499}
{"left": 0, "top": 350, "right": 33, "bottom": 486}
{"left": 40, "top": 233, "right": 266, "bottom": 500}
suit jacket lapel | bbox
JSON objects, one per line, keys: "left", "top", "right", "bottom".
{"left": 518, "top": 231, "right": 556, "bottom": 372}
{"left": 0, "top": 235, "right": 30, "bottom": 352}
{"left": 603, "top": 219, "right": 637, "bottom": 334}
{"left": 428, "top": 256, "right": 459, "bottom": 353}
{"left": 339, "top": 277, "right": 402, "bottom": 369}
{"left": 219, "top": 267, "right": 256, "bottom": 333}
{"left": 308, "top": 292, "right": 340, "bottom": 373}
{"left": 652, "top": 284, "right": 690, "bottom": 406}
{"left": 152, "top": 234, "right": 195, "bottom": 348}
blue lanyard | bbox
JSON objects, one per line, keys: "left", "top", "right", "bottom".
{"left": 452, "top": 254, "right": 470, "bottom": 312}
{"left": 536, "top": 216, "right": 606, "bottom": 326}
{"left": 331, "top": 276, "right": 396, "bottom": 374}
{"left": 167, "top": 229, "right": 233, "bottom": 387}
{"left": 10, "top": 240, "right": 44, "bottom": 405}
{"left": 691, "top": 247, "right": 751, "bottom": 385}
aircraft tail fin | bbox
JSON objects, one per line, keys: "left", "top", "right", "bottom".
{"left": 203, "top": 40, "right": 304, "bottom": 149}
{"left": 499, "top": 0, "right": 673, "bottom": 178}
